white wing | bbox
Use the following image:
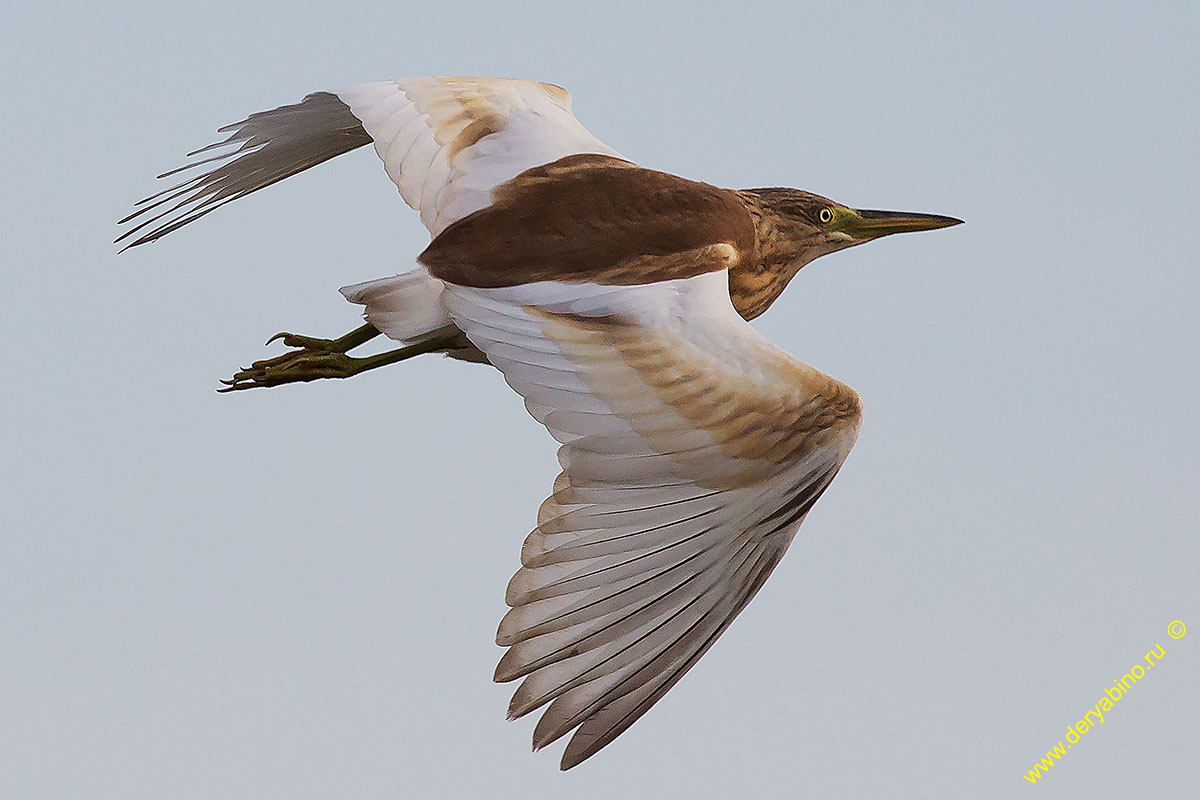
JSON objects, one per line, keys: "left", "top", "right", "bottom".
{"left": 336, "top": 77, "right": 622, "bottom": 235}
{"left": 442, "top": 270, "right": 863, "bottom": 768}
{"left": 117, "top": 77, "right": 621, "bottom": 248}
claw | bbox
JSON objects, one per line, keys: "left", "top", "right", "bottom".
{"left": 219, "top": 324, "right": 429, "bottom": 392}
{"left": 218, "top": 346, "right": 357, "bottom": 391}
{"left": 264, "top": 331, "right": 345, "bottom": 351}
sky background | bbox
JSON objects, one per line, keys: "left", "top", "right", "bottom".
{"left": 3, "top": 1, "right": 1198, "bottom": 797}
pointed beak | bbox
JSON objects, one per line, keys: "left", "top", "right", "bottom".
{"left": 845, "top": 208, "right": 964, "bottom": 241}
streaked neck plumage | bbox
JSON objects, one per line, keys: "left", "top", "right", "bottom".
{"left": 729, "top": 189, "right": 831, "bottom": 320}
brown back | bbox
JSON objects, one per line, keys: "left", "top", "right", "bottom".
{"left": 419, "top": 155, "right": 758, "bottom": 288}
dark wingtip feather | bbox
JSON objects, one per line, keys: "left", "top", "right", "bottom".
{"left": 116, "top": 91, "right": 371, "bottom": 251}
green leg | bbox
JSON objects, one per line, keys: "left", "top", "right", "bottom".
{"left": 218, "top": 323, "right": 463, "bottom": 392}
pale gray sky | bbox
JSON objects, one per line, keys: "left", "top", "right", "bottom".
{"left": 3, "top": 1, "right": 1197, "bottom": 798}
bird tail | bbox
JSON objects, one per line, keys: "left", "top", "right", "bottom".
{"left": 116, "top": 92, "right": 371, "bottom": 250}
{"left": 340, "top": 268, "right": 460, "bottom": 346}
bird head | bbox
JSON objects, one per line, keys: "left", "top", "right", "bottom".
{"left": 742, "top": 187, "right": 963, "bottom": 265}
{"left": 731, "top": 187, "right": 963, "bottom": 319}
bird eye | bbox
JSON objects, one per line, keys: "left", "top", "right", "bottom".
{"left": 819, "top": 208, "right": 834, "bottom": 224}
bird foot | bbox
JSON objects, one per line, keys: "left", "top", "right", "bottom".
{"left": 217, "top": 324, "right": 462, "bottom": 392}
{"left": 218, "top": 323, "right": 383, "bottom": 392}
{"left": 218, "top": 344, "right": 364, "bottom": 392}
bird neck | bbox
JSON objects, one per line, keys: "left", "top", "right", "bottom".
{"left": 729, "top": 190, "right": 818, "bottom": 321}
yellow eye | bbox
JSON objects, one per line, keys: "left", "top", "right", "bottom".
{"left": 819, "top": 207, "right": 834, "bottom": 224}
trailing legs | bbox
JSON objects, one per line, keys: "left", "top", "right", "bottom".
{"left": 218, "top": 323, "right": 466, "bottom": 392}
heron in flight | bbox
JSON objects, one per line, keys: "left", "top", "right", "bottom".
{"left": 118, "top": 77, "right": 960, "bottom": 769}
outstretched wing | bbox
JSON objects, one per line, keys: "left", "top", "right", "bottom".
{"left": 117, "top": 77, "right": 621, "bottom": 248}
{"left": 440, "top": 267, "right": 862, "bottom": 769}
{"left": 336, "top": 78, "right": 622, "bottom": 235}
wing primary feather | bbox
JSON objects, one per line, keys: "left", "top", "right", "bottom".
{"left": 558, "top": 543, "right": 787, "bottom": 769}
{"left": 499, "top": 545, "right": 718, "bottom": 644}
{"left": 507, "top": 528, "right": 764, "bottom": 695}
{"left": 117, "top": 92, "right": 371, "bottom": 249}
{"left": 529, "top": 535, "right": 766, "bottom": 750}
{"left": 509, "top": 566, "right": 725, "bottom": 719}
{"left": 757, "top": 465, "right": 842, "bottom": 536}
{"left": 498, "top": 566, "right": 711, "bottom": 690}
{"left": 507, "top": 530, "right": 721, "bottom": 605}
{"left": 154, "top": 143, "right": 248, "bottom": 180}
{"left": 498, "top": 526, "right": 763, "bottom": 685}
{"left": 525, "top": 505, "right": 723, "bottom": 568}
